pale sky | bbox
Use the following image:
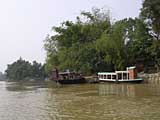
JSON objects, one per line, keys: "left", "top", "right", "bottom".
{"left": 0, "top": 0, "right": 142, "bottom": 72}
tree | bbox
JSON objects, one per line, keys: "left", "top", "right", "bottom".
{"left": 5, "top": 58, "right": 46, "bottom": 81}
{"left": 44, "top": 8, "right": 111, "bottom": 74}
{"left": 126, "top": 18, "right": 152, "bottom": 66}
{"left": 141, "top": 0, "right": 160, "bottom": 40}
{"left": 149, "top": 41, "right": 160, "bottom": 72}
{"left": 140, "top": 0, "right": 160, "bottom": 71}
{"left": 96, "top": 21, "right": 127, "bottom": 71}
{"left": 44, "top": 7, "right": 160, "bottom": 74}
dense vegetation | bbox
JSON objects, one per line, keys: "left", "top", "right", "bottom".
{"left": 5, "top": 58, "right": 46, "bottom": 81}
{"left": 44, "top": 0, "right": 160, "bottom": 75}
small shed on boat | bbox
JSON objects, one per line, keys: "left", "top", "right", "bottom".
{"left": 127, "top": 66, "right": 137, "bottom": 79}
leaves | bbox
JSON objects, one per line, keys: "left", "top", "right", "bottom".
{"left": 5, "top": 58, "right": 46, "bottom": 81}
{"left": 141, "top": 0, "right": 160, "bottom": 40}
{"left": 44, "top": 5, "right": 160, "bottom": 74}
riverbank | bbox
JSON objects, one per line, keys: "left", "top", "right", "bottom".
{"left": 139, "top": 72, "right": 160, "bottom": 84}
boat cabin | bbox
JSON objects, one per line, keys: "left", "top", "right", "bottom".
{"left": 58, "top": 72, "right": 82, "bottom": 80}
{"left": 98, "top": 66, "right": 142, "bottom": 82}
{"left": 50, "top": 69, "right": 86, "bottom": 84}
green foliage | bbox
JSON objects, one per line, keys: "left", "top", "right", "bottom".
{"left": 140, "top": 0, "right": 160, "bottom": 72}
{"left": 44, "top": 8, "right": 111, "bottom": 74}
{"left": 141, "top": 0, "right": 160, "bottom": 40}
{"left": 96, "top": 21, "right": 126, "bottom": 70}
{"left": 126, "top": 18, "right": 152, "bottom": 65}
{"left": 149, "top": 41, "right": 160, "bottom": 71}
{"left": 44, "top": 6, "right": 160, "bottom": 74}
{"left": 5, "top": 58, "right": 46, "bottom": 81}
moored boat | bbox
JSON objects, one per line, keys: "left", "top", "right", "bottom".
{"left": 98, "top": 66, "right": 143, "bottom": 83}
{"left": 50, "top": 68, "right": 86, "bottom": 84}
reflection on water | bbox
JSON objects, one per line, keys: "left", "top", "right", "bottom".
{"left": 1, "top": 81, "right": 160, "bottom": 120}
{"left": 99, "top": 83, "right": 160, "bottom": 97}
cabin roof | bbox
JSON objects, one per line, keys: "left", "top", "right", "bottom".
{"left": 98, "top": 66, "right": 136, "bottom": 76}
{"left": 115, "top": 71, "right": 129, "bottom": 73}
{"left": 98, "top": 72, "right": 117, "bottom": 75}
{"left": 59, "top": 71, "right": 80, "bottom": 75}
{"left": 98, "top": 70, "right": 129, "bottom": 75}
{"left": 127, "top": 66, "right": 136, "bottom": 70}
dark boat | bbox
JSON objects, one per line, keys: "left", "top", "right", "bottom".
{"left": 50, "top": 68, "right": 86, "bottom": 84}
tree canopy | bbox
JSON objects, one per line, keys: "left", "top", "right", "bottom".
{"left": 140, "top": 0, "right": 160, "bottom": 71}
{"left": 141, "top": 0, "right": 160, "bottom": 40}
{"left": 44, "top": 2, "right": 160, "bottom": 74}
{"left": 44, "top": 8, "right": 112, "bottom": 74}
{"left": 5, "top": 58, "right": 46, "bottom": 81}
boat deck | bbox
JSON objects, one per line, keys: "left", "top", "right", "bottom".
{"left": 99, "top": 78, "right": 143, "bottom": 83}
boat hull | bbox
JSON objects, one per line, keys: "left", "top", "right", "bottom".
{"left": 99, "top": 78, "right": 143, "bottom": 83}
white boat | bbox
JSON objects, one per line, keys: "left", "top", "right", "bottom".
{"left": 98, "top": 66, "right": 143, "bottom": 83}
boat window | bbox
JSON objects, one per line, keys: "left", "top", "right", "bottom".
{"left": 112, "top": 75, "right": 116, "bottom": 79}
{"left": 104, "top": 75, "right": 107, "bottom": 79}
{"left": 101, "top": 75, "right": 103, "bottom": 79}
{"left": 118, "top": 73, "right": 122, "bottom": 80}
{"left": 99, "top": 75, "right": 102, "bottom": 79}
{"left": 107, "top": 75, "right": 111, "bottom": 79}
{"left": 123, "top": 73, "right": 127, "bottom": 79}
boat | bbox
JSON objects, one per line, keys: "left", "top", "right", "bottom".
{"left": 50, "top": 68, "right": 86, "bottom": 84}
{"left": 98, "top": 66, "right": 143, "bottom": 83}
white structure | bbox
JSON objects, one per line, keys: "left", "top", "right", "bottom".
{"left": 98, "top": 66, "right": 143, "bottom": 82}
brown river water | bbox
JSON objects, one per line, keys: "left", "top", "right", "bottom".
{"left": 0, "top": 81, "right": 160, "bottom": 120}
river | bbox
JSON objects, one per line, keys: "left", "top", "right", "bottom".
{"left": 0, "top": 81, "right": 160, "bottom": 120}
